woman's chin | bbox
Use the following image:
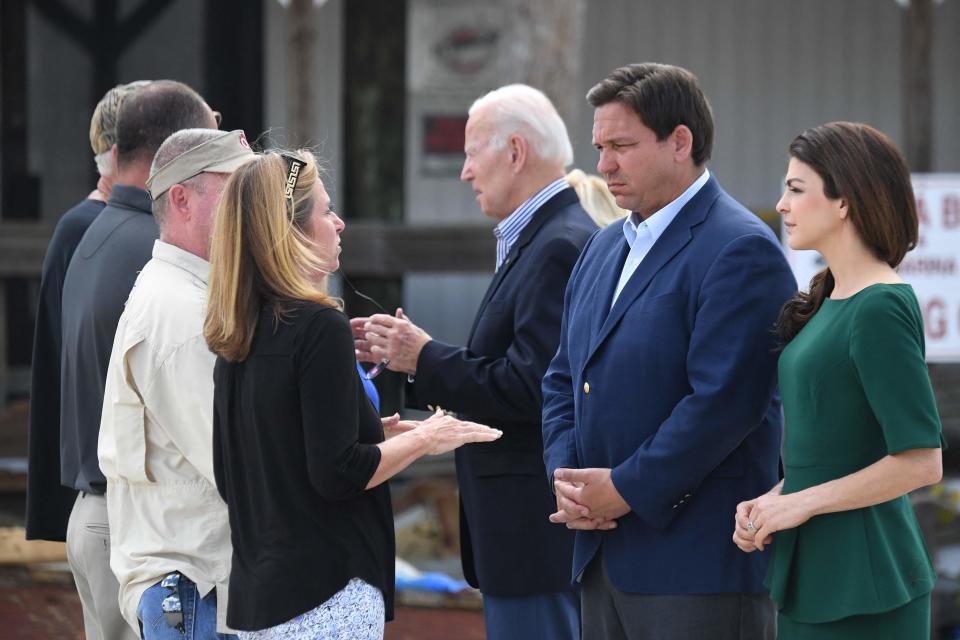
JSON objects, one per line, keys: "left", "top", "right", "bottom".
{"left": 786, "top": 235, "right": 811, "bottom": 252}
{"left": 314, "top": 257, "right": 339, "bottom": 274}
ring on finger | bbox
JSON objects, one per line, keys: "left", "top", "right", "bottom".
{"left": 745, "top": 520, "right": 756, "bottom": 532}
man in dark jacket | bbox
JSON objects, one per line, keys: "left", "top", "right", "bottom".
{"left": 354, "top": 84, "right": 596, "bottom": 640}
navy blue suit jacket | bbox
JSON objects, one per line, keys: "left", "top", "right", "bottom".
{"left": 542, "top": 175, "right": 797, "bottom": 594}
{"left": 408, "top": 187, "right": 597, "bottom": 596}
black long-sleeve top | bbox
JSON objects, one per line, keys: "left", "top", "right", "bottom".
{"left": 26, "top": 197, "right": 105, "bottom": 541}
{"left": 212, "top": 301, "right": 394, "bottom": 631}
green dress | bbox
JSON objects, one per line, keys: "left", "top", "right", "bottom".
{"left": 764, "top": 284, "right": 943, "bottom": 639}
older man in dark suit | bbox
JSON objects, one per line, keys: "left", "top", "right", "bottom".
{"left": 354, "top": 84, "right": 596, "bottom": 640}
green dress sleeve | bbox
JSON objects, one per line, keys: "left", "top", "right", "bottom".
{"left": 849, "top": 288, "right": 943, "bottom": 454}
{"left": 765, "top": 285, "right": 943, "bottom": 624}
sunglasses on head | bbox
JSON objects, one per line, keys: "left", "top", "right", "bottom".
{"left": 280, "top": 153, "right": 307, "bottom": 215}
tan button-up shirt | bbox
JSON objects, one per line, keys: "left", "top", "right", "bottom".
{"left": 98, "top": 241, "right": 232, "bottom": 634}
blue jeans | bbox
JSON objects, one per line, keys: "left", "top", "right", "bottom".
{"left": 137, "top": 573, "right": 236, "bottom": 640}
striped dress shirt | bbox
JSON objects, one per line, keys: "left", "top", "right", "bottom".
{"left": 493, "top": 177, "right": 568, "bottom": 271}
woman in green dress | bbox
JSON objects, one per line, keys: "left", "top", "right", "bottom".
{"left": 733, "top": 121, "right": 944, "bottom": 639}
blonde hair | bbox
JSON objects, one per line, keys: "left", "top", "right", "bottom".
{"left": 88, "top": 80, "right": 152, "bottom": 155}
{"left": 566, "top": 169, "right": 628, "bottom": 227}
{"left": 204, "top": 149, "right": 338, "bottom": 362}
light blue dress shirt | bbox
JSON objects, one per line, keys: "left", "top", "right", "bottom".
{"left": 611, "top": 169, "right": 711, "bottom": 307}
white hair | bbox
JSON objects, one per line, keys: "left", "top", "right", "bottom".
{"left": 469, "top": 84, "right": 574, "bottom": 167}
{"left": 94, "top": 151, "right": 113, "bottom": 177}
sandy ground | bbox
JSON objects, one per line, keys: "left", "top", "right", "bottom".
{"left": 0, "top": 565, "right": 486, "bottom": 639}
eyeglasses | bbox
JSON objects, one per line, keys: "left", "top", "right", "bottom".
{"left": 340, "top": 271, "right": 392, "bottom": 380}
{"left": 160, "top": 572, "right": 184, "bottom": 632}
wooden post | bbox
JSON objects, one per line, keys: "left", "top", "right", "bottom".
{"left": 0, "top": 0, "right": 32, "bottom": 219}
{"left": 204, "top": 0, "right": 264, "bottom": 133}
{"left": 902, "top": 0, "right": 934, "bottom": 172}
{"left": 0, "top": 280, "right": 6, "bottom": 405}
{"left": 286, "top": 0, "right": 318, "bottom": 146}
{"left": 503, "top": 0, "right": 586, "bottom": 135}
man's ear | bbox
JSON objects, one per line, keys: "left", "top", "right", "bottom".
{"left": 166, "top": 184, "right": 191, "bottom": 218}
{"left": 111, "top": 144, "right": 119, "bottom": 173}
{"left": 508, "top": 134, "right": 528, "bottom": 173}
{"left": 672, "top": 125, "right": 694, "bottom": 163}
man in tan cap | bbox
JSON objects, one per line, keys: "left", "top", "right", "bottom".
{"left": 98, "top": 128, "right": 254, "bottom": 639}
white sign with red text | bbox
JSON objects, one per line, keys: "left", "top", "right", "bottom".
{"left": 783, "top": 173, "right": 960, "bottom": 362}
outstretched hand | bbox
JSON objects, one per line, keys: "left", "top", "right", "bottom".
{"left": 380, "top": 413, "right": 417, "bottom": 439}
{"left": 416, "top": 409, "right": 502, "bottom": 455}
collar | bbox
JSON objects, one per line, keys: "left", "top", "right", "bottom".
{"left": 151, "top": 240, "right": 210, "bottom": 285}
{"left": 494, "top": 177, "right": 569, "bottom": 240}
{"left": 106, "top": 184, "right": 154, "bottom": 215}
{"left": 622, "top": 168, "right": 711, "bottom": 247}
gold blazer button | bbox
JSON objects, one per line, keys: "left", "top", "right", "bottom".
{"left": 583, "top": 382, "right": 590, "bottom": 394}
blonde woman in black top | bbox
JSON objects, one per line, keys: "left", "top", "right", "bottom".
{"left": 204, "top": 150, "right": 501, "bottom": 639}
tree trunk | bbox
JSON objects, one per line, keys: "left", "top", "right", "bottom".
{"left": 503, "top": 0, "right": 586, "bottom": 134}
{"left": 287, "top": 0, "right": 318, "bottom": 146}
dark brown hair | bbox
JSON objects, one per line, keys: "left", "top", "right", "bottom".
{"left": 116, "top": 80, "right": 214, "bottom": 167}
{"left": 776, "top": 122, "right": 918, "bottom": 344}
{"left": 586, "top": 62, "right": 714, "bottom": 166}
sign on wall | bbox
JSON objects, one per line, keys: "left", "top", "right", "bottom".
{"left": 784, "top": 173, "right": 960, "bottom": 362}
{"left": 408, "top": 4, "right": 504, "bottom": 92}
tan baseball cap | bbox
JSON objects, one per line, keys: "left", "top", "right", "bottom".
{"left": 147, "top": 129, "right": 256, "bottom": 200}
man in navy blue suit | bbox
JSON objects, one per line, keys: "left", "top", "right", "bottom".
{"left": 355, "top": 84, "right": 596, "bottom": 639}
{"left": 542, "top": 63, "right": 797, "bottom": 639}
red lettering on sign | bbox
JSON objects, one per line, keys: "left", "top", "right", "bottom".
{"left": 917, "top": 196, "right": 930, "bottom": 227}
{"left": 944, "top": 194, "right": 960, "bottom": 229}
{"left": 924, "top": 298, "right": 947, "bottom": 340}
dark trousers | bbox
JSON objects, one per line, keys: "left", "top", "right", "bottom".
{"left": 482, "top": 589, "right": 580, "bottom": 640}
{"left": 581, "top": 551, "right": 776, "bottom": 640}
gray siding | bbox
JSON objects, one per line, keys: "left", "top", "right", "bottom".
{"left": 934, "top": 0, "right": 960, "bottom": 172}
{"left": 575, "top": 0, "right": 959, "bottom": 211}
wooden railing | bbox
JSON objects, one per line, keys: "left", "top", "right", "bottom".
{"left": 0, "top": 221, "right": 497, "bottom": 278}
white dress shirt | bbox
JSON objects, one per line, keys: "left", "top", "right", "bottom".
{"left": 611, "top": 169, "right": 711, "bottom": 306}
{"left": 98, "top": 241, "right": 233, "bottom": 634}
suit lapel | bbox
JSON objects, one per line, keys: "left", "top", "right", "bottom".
{"left": 586, "top": 177, "right": 721, "bottom": 363}
{"left": 589, "top": 233, "right": 630, "bottom": 342}
{"left": 468, "top": 188, "right": 579, "bottom": 342}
